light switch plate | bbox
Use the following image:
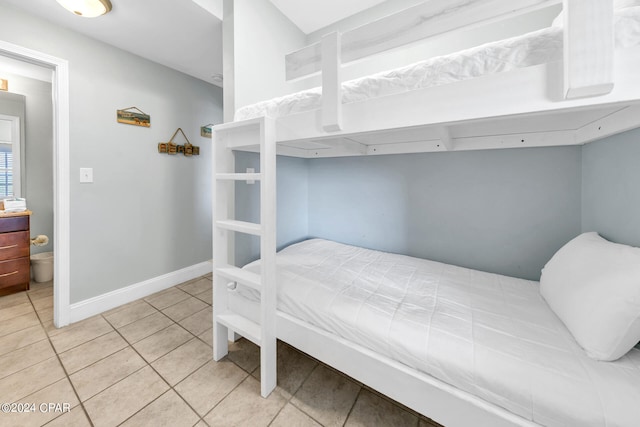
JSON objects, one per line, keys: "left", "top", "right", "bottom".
{"left": 80, "top": 168, "right": 93, "bottom": 183}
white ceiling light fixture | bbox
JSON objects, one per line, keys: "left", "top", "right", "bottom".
{"left": 56, "top": 0, "right": 112, "bottom": 17}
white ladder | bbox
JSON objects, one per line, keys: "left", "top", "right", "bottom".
{"left": 212, "top": 117, "right": 277, "bottom": 397}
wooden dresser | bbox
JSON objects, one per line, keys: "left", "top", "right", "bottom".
{"left": 0, "top": 211, "right": 31, "bottom": 296}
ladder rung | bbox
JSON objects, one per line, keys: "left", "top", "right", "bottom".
{"left": 216, "top": 313, "right": 261, "bottom": 345}
{"left": 216, "top": 173, "right": 262, "bottom": 181}
{"left": 216, "top": 220, "right": 261, "bottom": 236}
{"left": 216, "top": 266, "right": 261, "bottom": 291}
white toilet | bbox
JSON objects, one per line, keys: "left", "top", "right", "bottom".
{"left": 31, "top": 251, "right": 54, "bottom": 283}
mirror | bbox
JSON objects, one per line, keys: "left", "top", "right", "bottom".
{"left": 0, "top": 114, "right": 21, "bottom": 197}
{"left": 0, "top": 92, "right": 26, "bottom": 199}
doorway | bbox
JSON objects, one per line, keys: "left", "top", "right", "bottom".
{"left": 0, "top": 40, "right": 70, "bottom": 328}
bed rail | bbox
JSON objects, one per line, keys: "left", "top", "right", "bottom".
{"left": 286, "top": 0, "right": 614, "bottom": 132}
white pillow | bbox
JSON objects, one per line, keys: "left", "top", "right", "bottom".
{"left": 551, "top": 0, "right": 640, "bottom": 27}
{"left": 540, "top": 232, "right": 640, "bottom": 361}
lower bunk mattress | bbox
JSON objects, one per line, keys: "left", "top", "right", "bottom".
{"left": 230, "top": 239, "right": 640, "bottom": 427}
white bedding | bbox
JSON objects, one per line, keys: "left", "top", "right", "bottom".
{"left": 235, "top": 8, "right": 640, "bottom": 122}
{"left": 232, "top": 239, "right": 640, "bottom": 427}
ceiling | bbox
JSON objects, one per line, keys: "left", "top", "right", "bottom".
{"left": 2, "top": 0, "right": 225, "bottom": 86}
{"left": 269, "top": 0, "right": 388, "bottom": 34}
{"left": 1, "top": 0, "right": 389, "bottom": 87}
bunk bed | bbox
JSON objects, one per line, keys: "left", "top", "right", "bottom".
{"left": 212, "top": 1, "right": 640, "bottom": 426}
{"left": 229, "top": 238, "right": 640, "bottom": 427}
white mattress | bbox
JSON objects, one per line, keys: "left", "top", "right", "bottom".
{"left": 235, "top": 8, "right": 640, "bottom": 122}
{"left": 231, "top": 239, "right": 640, "bottom": 427}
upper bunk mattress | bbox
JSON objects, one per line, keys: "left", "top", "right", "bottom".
{"left": 235, "top": 7, "right": 640, "bottom": 122}
{"left": 232, "top": 238, "right": 640, "bottom": 427}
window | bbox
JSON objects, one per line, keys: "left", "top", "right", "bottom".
{"left": 0, "top": 147, "right": 13, "bottom": 197}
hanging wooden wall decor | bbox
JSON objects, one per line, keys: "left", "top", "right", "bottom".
{"left": 158, "top": 128, "right": 200, "bottom": 156}
{"left": 200, "top": 123, "right": 214, "bottom": 138}
{"left": 117, "top": 107, "right": 151, "bottom": 127}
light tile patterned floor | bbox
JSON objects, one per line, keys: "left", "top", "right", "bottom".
{"left": 0, "top": 276, "right": 444, "bottom": 427}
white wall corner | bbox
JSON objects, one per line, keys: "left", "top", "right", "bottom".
{"left": 68, "top": 261, "right": 213, "bottom": 324}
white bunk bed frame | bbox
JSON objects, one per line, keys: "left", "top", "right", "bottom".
{"left": 212, "top": 1, "right": 640, "bottom": 426}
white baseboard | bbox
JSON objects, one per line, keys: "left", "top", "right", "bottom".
{"left": 69, "top": 261, "right": 213, "bottom": 324}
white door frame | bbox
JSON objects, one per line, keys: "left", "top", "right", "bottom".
{"left": 0, "top": 40, "right": 70, "bottom": 327}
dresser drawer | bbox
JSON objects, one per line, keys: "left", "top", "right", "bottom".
{"left": 0, "top": 216, "right": 29, "bottom": 233}
{"left": 0, "top": 257, "right": 30, "bottom": 289}
{"left": 0, "top": 231, "right": 29, "bottom": 260}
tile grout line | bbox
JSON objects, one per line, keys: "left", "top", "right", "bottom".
{"left": 206, "top": 330, "right": 342, "bottom": 426}
{"left": 0, "top": 291, "right": 48, "bottom": 356}
{"left": 0, "top": 311, "right": 46, "bottom": 342}
{"left": 25, "top": 283, "right": 96, "bottom": 427}
{"left": 286, "top": 364, "right": 341, "bottom": 427}
{"left": 286, "top": 354, "right": 428, "bottom": 426}
{"left": 145, "top": 293, "right": 191, "bottom": 312}
{"left": 102, "top": 309, "right": 213, "bottom": 426}
{"left": 2, "top": 277, "right": 225, "bottom": 426}
{"left": 167, "top": 306, "right": 254, "bottom": 424}
{"left": 341, "top": 387, "right": 363, "bottom": 427}
{"left": 359, "top": 382, "right": 427, "bottom": 423}
{"left": 266, "top": 356, "right": 324, "bottom": 427}
{"left": 86, "top": 279, "right": 215, "bottom": 425}
{"left": 0, "top": 329, "right": 48, "bottom": 360}
{"left": 175, "top": 278, "right": 259, "bottom": 423}
{"left": 0, "top": 301, "right": 36, "bottom": 322}
{"left": 11, "top": 279, "right": 207, "bottom": 426}
{"left": 6, "top": 275, "right": 421, "bottom": 427}
{"left": 61, "top": 341, "right": 145, "bottom": 401}
{"left": 47, "top": 322, "right": 115, "bottom": 355}
{"left": 199, "top": 366, "right": 251, "bottom": 422}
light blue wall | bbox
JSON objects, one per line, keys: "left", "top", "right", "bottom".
{"left": 0, "top": 4, "right": 222, "bottom": 303}
{"left": 307, "top": 147, "right": 582, "bottom": 281}
{"left": 234, "top": 152, "right": 308, "bottom": 267}
{"left": 233, "top": 133, "right": 640, "bottom": 283}
{"left": 582, "top": 128, "right": 640, "bottom": 247}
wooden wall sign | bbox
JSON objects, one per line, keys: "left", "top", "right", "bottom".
{"left": 158, "top": 128, "right": 200, "bottom": 157}
{"left": 117, "top": 107, "right": 150, "bottom": 127}
{"left": 200, "top": 124, "right": 214, "bottom": 138}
